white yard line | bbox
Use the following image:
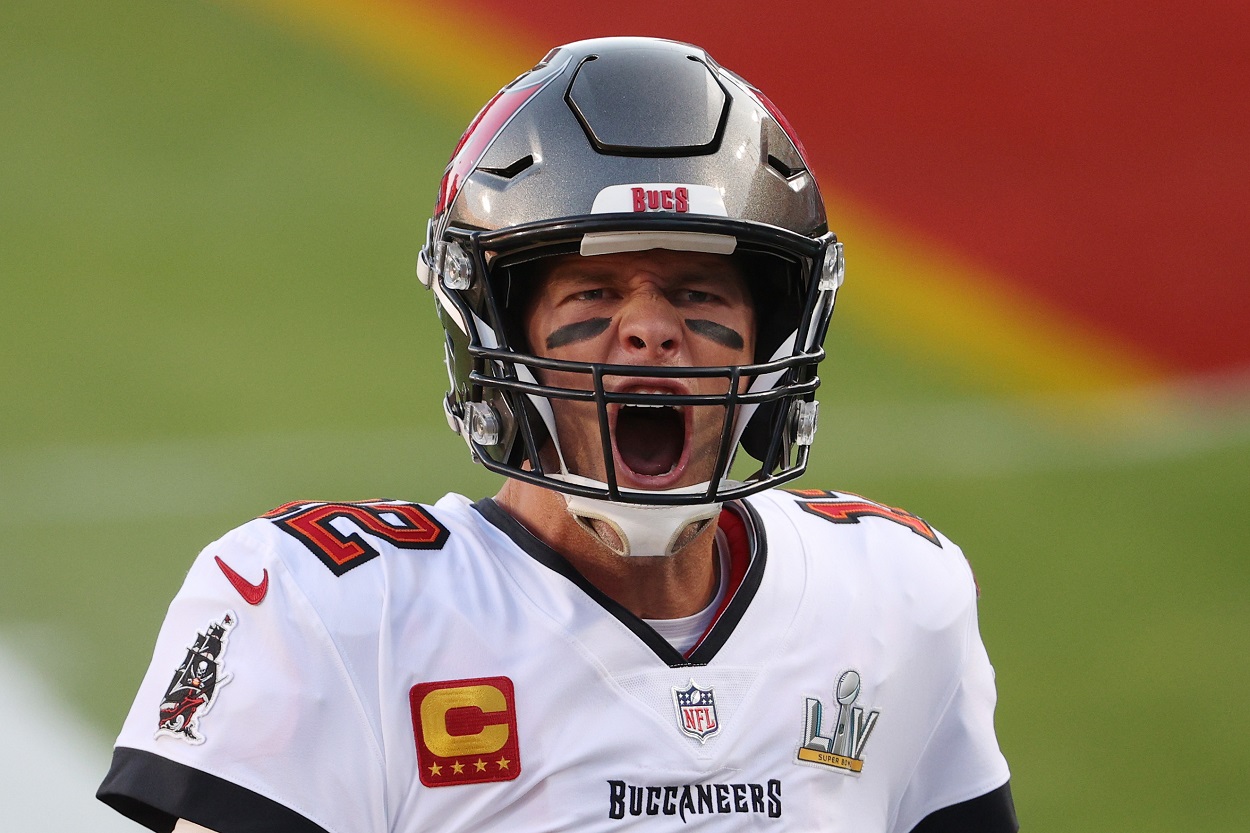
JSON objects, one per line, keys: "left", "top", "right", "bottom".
{"left": 0, "top": 638, "right": 140, "bottom": 832}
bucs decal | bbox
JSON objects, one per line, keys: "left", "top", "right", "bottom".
{"left": 789, "top": 489, "right": 941, "bottom": 547}
{"left": 589, "top": 183, "right": 728, "bottom": 217}
{"left": 796, "top": 670, "right": 880, "bottom": 775}
{"left": 156, "top": 611, "right": 236, "bottom": 745}
{"left": 262, "top": 500, "right": 448, "bottom": 576}
{"left": 672, "top": 679, "right": 721, "bottom": 743}
{"left": 632, "top": 186, "right": 689, "bottom": 213}
{"left": 411, "top": 677, "right": 521, "bottom": 787}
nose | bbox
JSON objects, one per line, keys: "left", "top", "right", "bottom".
{"left": 616, "top": 288, "right": 683, "bottom": 359}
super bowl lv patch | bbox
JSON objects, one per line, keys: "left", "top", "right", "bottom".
{"left": 797, "top": 669, "right": 880, "bottom": 775}
{"left": 156, "top": 611, "right": 236, "bottom": 745}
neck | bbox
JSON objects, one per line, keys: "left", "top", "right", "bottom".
{"left": 494, "top": 479, "right": 720, "bottom": 619}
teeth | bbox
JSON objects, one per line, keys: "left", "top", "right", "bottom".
{"left": 619, "top": 388, "right": 684, "bottom": 411}
{"left": 619, "top": 387, "right": 677, "bottom": 410}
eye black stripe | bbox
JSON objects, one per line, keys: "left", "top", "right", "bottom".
{"left": 546, "top": 317, "right": 611, "bottom": 349}
{"left": 685, "top": 319, "right": 744, "bottom": 350}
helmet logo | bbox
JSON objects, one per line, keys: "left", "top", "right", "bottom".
{"left": 632, "top": 186, "right": 688, "bottom": 213}
{"left": 591, "top": 183, "right": 727, "bottom": 217}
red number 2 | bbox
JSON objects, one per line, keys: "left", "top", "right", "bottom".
{"left": 262, "top": 500, "right": 448, "bottom": 575}
{"left": 790, "top": 489, "right": 941, "bottom": 547}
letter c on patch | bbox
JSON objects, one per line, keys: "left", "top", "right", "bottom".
{"left": 419, "top": 683, "right": 510, "bottom": 757}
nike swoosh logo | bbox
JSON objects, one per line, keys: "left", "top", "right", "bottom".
{"left": 215, "top": 555, "right": 269, "bottom": 605}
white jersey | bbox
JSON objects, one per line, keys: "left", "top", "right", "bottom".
{"left": 99, "top": 488, "right": 1013, "bottom": 832}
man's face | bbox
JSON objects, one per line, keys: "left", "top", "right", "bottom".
{"left": 523, "top": 248, "right": 756, "bottom": 491}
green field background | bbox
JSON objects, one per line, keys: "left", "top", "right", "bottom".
{"left": 3, "top": 1, "right": 1248, "bottom": 830}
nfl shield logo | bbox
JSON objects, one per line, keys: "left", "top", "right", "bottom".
{"left": 672, "top": 679, "right": 720, "bottom": 743}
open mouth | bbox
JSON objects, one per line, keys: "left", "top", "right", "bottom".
{"left": 613, "top": 398, "right": 689, "bottom": 480}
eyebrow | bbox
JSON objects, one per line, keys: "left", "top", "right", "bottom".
{"left": 545, "top": 317, "right": 612, "bottom": 349}
{"left": 685, "top": 319, "right": 745, "bottom": 350}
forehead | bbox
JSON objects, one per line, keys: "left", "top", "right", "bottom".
{"left": 532, "top": 249, "right": 747, "bottom": 291}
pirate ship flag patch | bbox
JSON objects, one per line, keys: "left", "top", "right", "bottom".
{"left": 156, "top": 611, "right": 236, "bottom": 745}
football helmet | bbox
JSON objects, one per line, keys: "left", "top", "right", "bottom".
{"left": 418, "top": 37, "right": 842, "bottom": 524}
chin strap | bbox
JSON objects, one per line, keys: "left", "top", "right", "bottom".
{"left": 553, "top": 474, "right": 728, "bottom": 558}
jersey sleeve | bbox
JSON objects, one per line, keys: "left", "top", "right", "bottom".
{"left": 891, "top": 574, "right": 1015, "bottom": 833}
{"left": 97, "top": 520, "right": 387, "bottom": 833}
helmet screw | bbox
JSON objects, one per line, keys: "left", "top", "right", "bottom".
{"left": 439, "top": 241, "right": 473, "bottom": 290}
{"left": 793, "top": 400, "right": 820, "bottom": 446}
{"left": 466, "top": 401, "right": 501, "bottom": 446}
{"left": 818, "top": 242, "right": 845, "bottom": 292}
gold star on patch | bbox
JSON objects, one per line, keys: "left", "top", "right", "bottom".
{"left": 451, "top": 761, "right": 465, "bottom": 775}
{"left": 496, "top": 756, "right": 510, "bottom": 770}
{"left": 428, "top": 762, "right": 442, "bottom": 777}
{"left": 474, "top": 759, "right": 488, "bottom": 772}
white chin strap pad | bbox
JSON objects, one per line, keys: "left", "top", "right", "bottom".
{"left": 554, "top": 474, "right": 725, "bottom": 558}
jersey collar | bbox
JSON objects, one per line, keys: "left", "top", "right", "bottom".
{"left": 472, "top": 498, "right": 768, "bottom": 668}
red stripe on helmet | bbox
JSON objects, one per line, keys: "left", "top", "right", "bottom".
{"left": 435, "top": 83, "right": 542, "bottom": 217}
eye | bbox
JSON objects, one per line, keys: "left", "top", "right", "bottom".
{"left": 572, "top": 288, "right": 605, "bottom": 302}
{"left": 681, "top": 289, "right": 718, "bottom": 304}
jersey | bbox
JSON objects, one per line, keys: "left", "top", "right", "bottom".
{"left": 98, "top": 488, "right": 1014, "bottom": 833}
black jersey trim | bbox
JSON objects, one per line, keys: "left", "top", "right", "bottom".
{"left": 97, "top": 746, "right": 330, "bottom": 833}
{"left": 472, "top": 498, "right": 767, "bottom": 668}
{"left": 686, "top": 500, "right": 766, "bottom": 664}
{"left": 910, "top": 780, "right": 1018, "bottom": 833}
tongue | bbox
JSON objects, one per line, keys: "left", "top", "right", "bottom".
{"left": 616, "top": 407, "right": 684, "bottom": 476}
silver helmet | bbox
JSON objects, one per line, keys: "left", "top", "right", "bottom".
{"left": 418, "top": 36, "right": 843, "bottom": 510}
